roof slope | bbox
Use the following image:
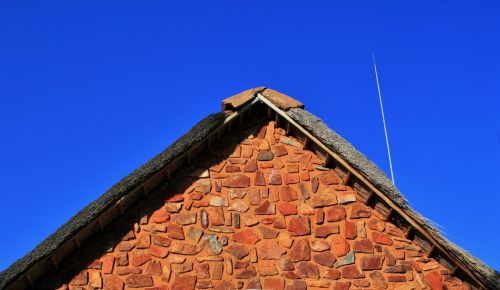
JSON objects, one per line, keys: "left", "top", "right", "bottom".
{"left": 0, "top": 88, "right": 498, "bottom": 289}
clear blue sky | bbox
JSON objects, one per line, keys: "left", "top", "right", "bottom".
{"left": 0, "top": 2, "right": 498, "bottom": 272}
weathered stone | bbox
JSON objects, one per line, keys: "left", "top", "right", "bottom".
{"left": 249, "top": 188, "right": 261, "bottom": 205}
{"left": 277, "top": 202, "right": 297, "bottom": 216}
{"left": 125, "top": 274, "right": 153, "bottom": 288}
{"left": 196, "top": 179, "right": 212, "bottom": 194}
{"left": 186, "top": 226, "right": 204, "bottom": 243}
{"left": 370, "top": 271, "right": 388, "bottom": 289}
{"left": 173, "top": 212, "right": 197, "bottom": 225}
{"left": 284, "top": 173, "right": 300, "bottom": 184}
{"left": 102, "top": 255, "right": 114, "bottom": 274}
{"left": 231, "top": 228, "right": 261, "bottom": 245}
{"left": 259, "top": 265, "right": 279, "bottom": 276}
{"left": 385, "top": 265, "right": 407, "bottom": 273}
{"left": 272, "top": 144, "right": 288, "bottom": 157}
{"left": 208, "top": 226, "right": 234, "bottom": 233}
{"left": 341, "top": 265, "right": 364, "bottom": 279}
{"left": 172, "top": 275, "right": 197, "bottom": 290}
{"left": 170, "top": 242, "right": 202, "bottom": 255}
{"left": 118, "top": 241, "right": 135, "bottom": 251}
{"left": 208, "top": 207, "right": 226, "bottom": 226}
{"left": 279, "top": 185, "right": 298, "bottom": 201}
{"left": 88, "top": 271, "right": 102, "bottom": 288}
{"left": 228, "top": 189, "right": 246, "bottom": 199}
{"left": 350, "top": 203, "right": 371, "bottom": 219}
{"left": 297, "top": 261, "right": 320, "bottom": 279}
{"left": 150, "top": 209, "right": 170, "bottom": 223}
{"left": 201, "top": 209, "right": 209, "bottom": 229}
{"left": 195, "top": 263, "right": 210, "bottom": 279}
{"left": 322, "top": 268, "right": 341, "bottom": 280}
{"left": 226, "top": 165, "right": 241, "bottom": 173}
{"left": 313, "top": 251, "right": 336, "bottom": 267}
{"left": 372, "top": 232, "right": 393, "bottom": 245}
{"left": 211, "top": 262, "right": 224, "bottom": 280}
{"left": 210, "top": 196, "right": 229, "bottom": 207}
{"left": 255, "top": 200, "right": 276, "bottom": 215}
{"left": 314, "top": 224, "right": 339, "bottom": 238}
{"left": 130, "top": 251, "right": 151, "bottom": 267}
{"left": 315, "top": 208, "right": 325, "bottom": 224}
{"left": 287, "top": 216, "right": 311, "bottom": 236}
{"left": 286, "top": 280, "right": 307, "bottom": 290}
{"left": 334, "top": 251, "right": 355, "bottom": 268}
{"left": 286, "top": 163, "right": 299, "bottom": 173}
{"left": 167, "top": 254, "right": 186, "bottom": 264}
{"left": 345, "top": 220, "right": 357, "bottom": 239}
{"left": 104, "top": 275, "right": 124, "bottom": 290}
{"left": 311, "top": 176, "right": 319, "bottom": 193}
{"left": 263, "top": 277, "right": 285, "bottom": 290}
{"left": 227, "top": 200, "right": 249, "bottom": 213}
{"left": 197, "top": 280, "right": 213, "bottom": 289}
{"left": 203, "top": 234, "right": 223, "bottom": 255}
{"left": 277, "top": 231, "right": 293, "bottom": 248}
{"left": 268, "top": 169, "right": 282, "bottom": 185}
{"left": 258, "top": 226, "right": 280, "bottom": 239}
{"left": 258, "top": 150, "right": 274, "bottom": 161}
{"left": 257, "top": 240, "right": 282, "bottom": 260}
{"left": 288, "top": 238, "right": 311, "bottom": 262}
{"left": 383, "top": 247, "right": 397, "bottom": 266}
{"left": 144, "top": 260, "right": 162, "bottom": 275}
{"left": 115, "top": 252, "right": 128, "bottom": 266}
{"left": 242, "top": 145, "right": 254, "bottom": 158}
{"left": 255, "top": 170, "right": 266, "bottom": 185}
{"left": 225, "top": 244, "right": 249, "bottom": 259}
{"left": 234, "top": 260, "right": 250, "bottom": 269}
{"left": 299, "top": 182, "right": 310, "bottom": 199}
{"left": 222, "top": 174, "right": 250, "bottom": 188}
{"left": 361, "top": 255, "right": 385, "bottom": 270}
{"left": 311, "top": 188, "right": 338, "bottom": 207}
{"left": 168, "top": 224, "right": 185, "bottom": 240}
{"left": 197, "top": 256, "right": 225, "bottom": 262}
{"left": 236, "top": 267, "right": 257, "bottom": 279}
{"left": 337, "top": 191, "right": 357, "bottom": 204}
{"left": 319, "top": 171, "right": 341, "bottom": 185}
{"left": 310, "top": 240, "right": 330, "bottom": 252}
{"left": 247, "top": 278, "right": 262, "bottom": 290}
{"left": 388, "top": 275, "right": 407, "bottom": 282}
{"left": 221, "top": 236, "right": 228, "bottom": 246}
{"left": 143, "top": 223, "right": 167, "bottom": 234}
{"left": 353, "top": 239, "right": 374, "bottom": 254}
{"left": 424, "top": 271, "right": 443, "bottom": 290}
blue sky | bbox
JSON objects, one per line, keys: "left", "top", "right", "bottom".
{"left": 0, "top": 1, "right": 498, "bottom": 272}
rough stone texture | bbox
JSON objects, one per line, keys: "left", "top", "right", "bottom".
{"left": 32, "top": 120, "right": 475, "bottom": 290}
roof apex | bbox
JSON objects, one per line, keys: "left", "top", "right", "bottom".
{"left": 222, "top": 87, "right": 304, "bottom": 111}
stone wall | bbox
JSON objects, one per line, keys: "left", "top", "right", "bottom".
{"left": 37, "top": 120, "right": 469, "bottom": 290}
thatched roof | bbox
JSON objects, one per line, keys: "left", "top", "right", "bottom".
{"left": 1, "top": 88, "right": 498, "bottom": 289}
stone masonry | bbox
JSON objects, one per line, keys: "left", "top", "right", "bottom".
{"left": 37, "top": 120, "right": 469, "bottom": 290}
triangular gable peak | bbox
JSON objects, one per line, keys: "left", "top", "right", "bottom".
{"left": 0, "top": 88, "right": 497, "bottom": 290}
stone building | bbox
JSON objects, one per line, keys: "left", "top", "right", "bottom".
{"left": 0, "top": 88, "right": 498, "bottom": 290}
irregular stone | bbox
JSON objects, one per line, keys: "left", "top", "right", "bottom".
{"left": 284, "top": 173, "right": 300, "bottom": 184}
{"left": 118, "top": 241, "right": 135, "bottom": 251}
{"left": 334, "top": 281, "right": 351, "bottom": 290}
{"left": 287, "top": 216, "right": 311, "bottom": 236}
{"left": 281, "top": 138, "right": 300, "bottom": 147}
{"left": 288, "top": 239, "right": 311, "bottom": 262}
{"left": 102, "top": 255, "right": 114, "bottom": 274}
{"left": 353, "top": 239, "right": 374, "bottom": 254}
{"left": 383, "top": 247, "right": 397, "bottom": 266}
{"left": 314, "top": 224, "right": 339, "bottom": 238}
{"left": 167, "top": 255, "right": 186, "bottom": 264}
{"left": 170, "top": 242, "right": 202, "bottom": 255}
{"left": 115, "top": 252, "right": 128, "bottom": 266}
{"left": 225, "top": 244, "right": 249, "bottom": 259}
{"left": 88, "top": 271, "right": 102, "bottom": 288}
{"left": 247, "top": 278, "right": 262, "bottom": 290}
{"left": 103, "top": 275, "right": 124, "bottom": 290}
{"left": 286, "top": 280, "right": 307, "bottom": 290}
{"left": 298, "top": 201, "right": 315, "bottom": 215}
{"left": 130, "top": 251, "right": 151, "bottom": 267}
{"left": 337, "top": 191, "right": 357, "bottom": 204}
{"left": 358, "top": 221, "right": 367, "bottom": 238}
{"left": 208, "top": 207, "right": 226, "bottom": 226}
{"left": 311, "top": 188, "right": 338, "bottom": 207}
{"left": 272, "top": 144, "right": 288, "bottom": 156}
{"left": 196, "top": 179, "right": 212, "bottom": 194}
{"left": 255, "top": 200, "right": 276, "bottom": 215}
{"left": 322, "top": 268, "right": 341, "bottom": 280}
{"left": 361, "top": 255, "right": 385, "bottom": 270}
{"left": 313, "top": 251, "right": 336, "bottom": 267}
{"left": 242, "top": 145, "right": 254, "bottom": 158}
{"left": 279, "top": 186, "right": 298, "bottom": 201}
{"left": 310, "top": 240, "right": 330, "bottom": 252}
{"left": 195, "top": 263, "right": 211, "bottom": 279}
{"left": 150, "top": 209, "right": 170, "bottom": 223}
{"left": 244, "top": 215, "right": 259, "bottom": 227}
{"left": 249, "top": 188, "right": 261, "bottom": 205}
{"left": 259, "top": 265, "right": 279, "bottom": 276}
{"left": 197, "top": 280, "right": 213, "bottom": 289}
{"left": 201, "top": 209, "right": 209, "bottom": 229}
{"left": 345, "top": 220, "right": 357, "bottom": 239}
{"left": 150, "top": 244, "right": 169, "bottom": 258}
{"left": 350, "top": 203, "right": 371, "bottom": 219}
{"left": 311, "top": 176, "right": 319, "bottom": 193}
{"left": 334, "top": 251, "right": 355, "bottom": 268}
{"left": 212, "top": 262, "right": 224, "bottom": 280}
{"left": 258, "top": 226, "right": 280, "bottom": 239}
{"left": 277, "top": 231, "right": 293, "bottom": 248}
{"left": 257, "top": 240, "right": 282, "bottom": 260}
{"left": 268, "top": 169, "right": 282, "bottom": 185}
{"left": 263, "top": 277, "right": 285, "bottom": 290}
{"left": 143, "top": 223, "right": 167, "bottom": 234}
{"left": 226, "top": 165, "right": 241, "bottom": 173}
{"left": 330, "top": 235, "right": 349, "bottom": 257}
{"left": 299, "top": 182, "right": 310, "bottom": 199}
{"left": 210, "top": 196, "right": 229, "bottom": 207}
{"left": 221, "top": 236, "right": 228, "bottom": 246}
{"left": 341, "top": 265, "right": 364, "bottom": 279}
{"left": 231, "top": 228, "right": 261, "bottom": 245}
{"left": 388, "top": 275, "right": 407, "bottom": 282}
{"left": 315, "top": 208, "right": 324, "bottom": 224}
{"left": 186, "top": 226, "right": 204, "bottom": 243}
{"left": 424, "top": 271, "right": 443, "bottom": 290}
{"left": 258, "top": 150, "right": 274, "bottom": 161}
{"left": 222, "top": 174, "right": 250, "bottom": 188}
{"left": 236, "top": 267, "right": 257, "bottom": 279}
{"left": 173, "top": 212, "right": 197, "bottom": 225}
{"left": 277, "top": 202, "right": 297, "bottom": 216}
{"left": 385, "top": 265, "right": 407, "bottom": 273}
{"left": 125, "top": 274, "right": 153, "bottom": 288}
{"left": 208, "top": 226, "right": 234, "bottom": 233}
{"left": 255, "top": 170, "right": 266, "bottom": 185}
{"left": 228, "top": 189, "right": 246, "bottom": 199}
{"left": 319, "top": 171, "right": 341, "bottom": 185}
{"left": 168, "top": 224, "right": 185, "bottom": 240}
{"left": 197, "top": 256, "right": 225, "bottom": 262}
{"left": 203, "top": 234, "right": 223, "bottom": 255}
{"left": 372, "top": 232, "right": 393, "bottom": 245}
{"left": 172, "top": 275, "right": 197, "bottom": 290}
{"left": 287, "top": 163, "right": 299, "bottom": 173}
{"left": 116, "top": 267, "right": 142, "bottom": 276}
{"left": 297, "top": 261, "right": 320, "bottom": 279}
{"left": 370, "top": 271, "right": 388, "bottom": 289}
